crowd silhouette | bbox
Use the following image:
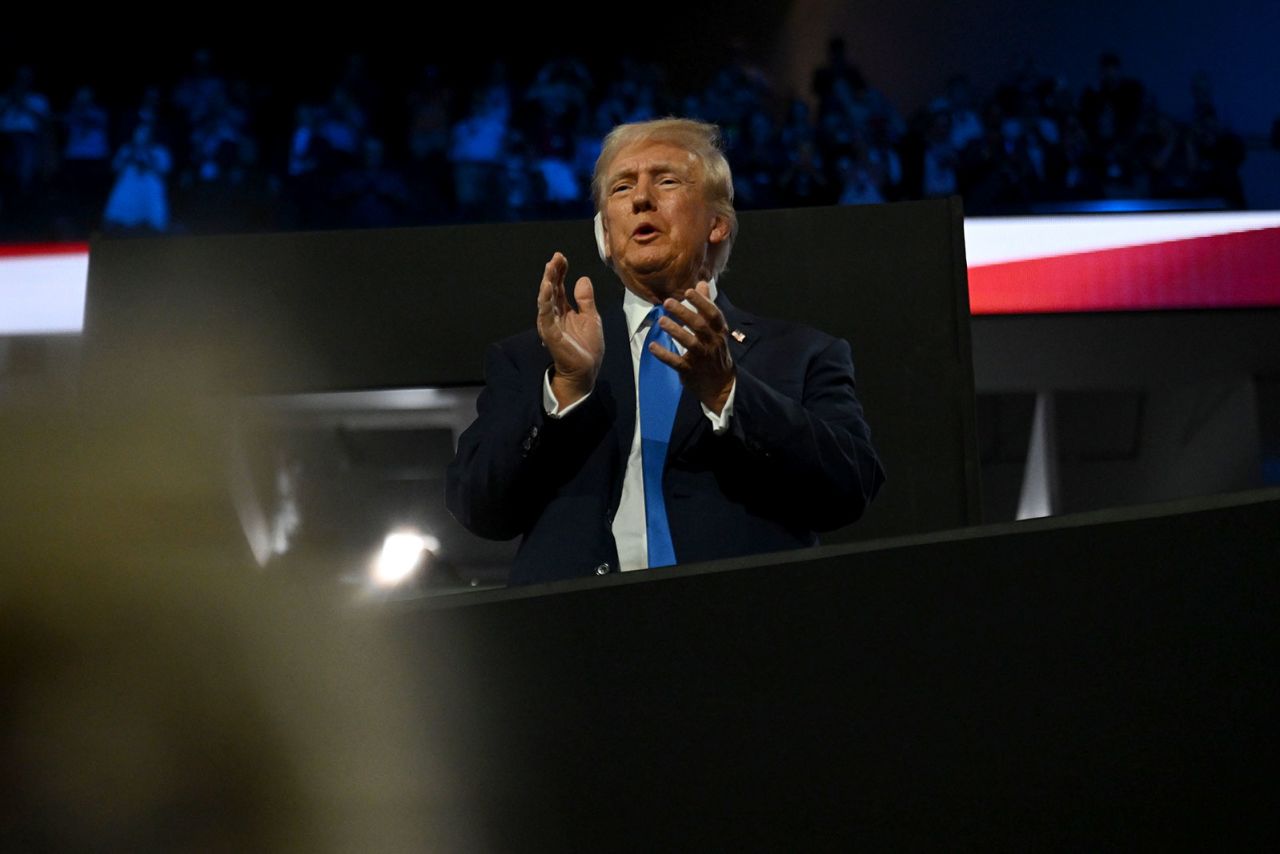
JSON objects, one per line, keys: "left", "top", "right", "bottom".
{"left": 0, "top": 43, "right": 1251, "bottom": 242}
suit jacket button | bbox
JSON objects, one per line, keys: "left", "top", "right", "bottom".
{"left": 595, "top": 563, "right": 610, "bottom": 575}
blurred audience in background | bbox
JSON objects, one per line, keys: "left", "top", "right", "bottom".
{"left": 0, "top": 67, "right": 53, "bottom": 220}
{"left": 0, "top": 43, "right": 1252, "bottom": 241}
{"left": 102, "top": 123, "right": 172, "bottom": 233}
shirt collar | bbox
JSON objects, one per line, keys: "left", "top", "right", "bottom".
{"left": 622, "top": 277, "right": 719, "bottom": 340}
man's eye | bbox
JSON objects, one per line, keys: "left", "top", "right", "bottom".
{"left": 611, "top": 184, "right": 631, "bottom": 194}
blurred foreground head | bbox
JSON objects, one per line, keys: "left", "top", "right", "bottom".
{"left": 0, "top": 400, "right": 456, "bottom": 851}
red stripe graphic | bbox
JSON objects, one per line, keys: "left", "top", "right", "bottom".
{"left": 0, "top": 242, "right": 90, "bottom": 258}
{"left": 968, "top": 226, "right": 1280, "bottom": 314}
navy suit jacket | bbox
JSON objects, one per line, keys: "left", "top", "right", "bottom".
{"left": 445, "top": 292, "right": 885, "bottom": 585}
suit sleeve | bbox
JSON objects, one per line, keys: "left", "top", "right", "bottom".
{"left": 445, "top": 338, "right": 611, "bottom": 540}
{"left": 723, "top": 335, "right": 884, "bottom": 531}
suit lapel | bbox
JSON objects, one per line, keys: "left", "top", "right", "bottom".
{"left": 668, "top": 291, "right": 762, "bottom": 459}
{"left": 718, "top": 293, "right": 761, "bottom": 365}
{"left": 599, "top": 307, "right": 635, "bottom": 506}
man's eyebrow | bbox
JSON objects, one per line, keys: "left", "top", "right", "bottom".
{"left": 607, "top": 162, "right": 691, "bottom": 184}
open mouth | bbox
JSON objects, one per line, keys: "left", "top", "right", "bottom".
{"left": 633, "top": 224, "right": 659, "bottom": 238}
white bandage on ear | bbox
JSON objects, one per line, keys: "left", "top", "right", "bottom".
{"left": 593, "top": 212, "right": 608, "bottom": 265}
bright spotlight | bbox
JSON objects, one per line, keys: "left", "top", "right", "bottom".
{"left": 372, "top": 531, "right": 429, "bottom": 587}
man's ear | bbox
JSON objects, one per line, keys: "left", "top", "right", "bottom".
{"left": 594, "top": 212, "right": 611, "bottom": 265}
{"left": 708, "top": 214, "right": 730, "bottom": 246}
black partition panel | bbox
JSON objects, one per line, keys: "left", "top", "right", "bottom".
{"left": 390, "top": 488, "right": 1280, "bottom": 849}
{"left": 83, "top": 199, "right": 975, "bottom": 543}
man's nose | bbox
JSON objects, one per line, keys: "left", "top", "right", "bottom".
{"left": 631, "top": 177, "right": 655, "bottom": 211}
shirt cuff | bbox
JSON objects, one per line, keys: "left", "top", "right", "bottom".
{"left": 543, "top": 368, "right": 591, "bottom": 418}
{"left": 700, "top": 378, "right": 736, "bottom": 435}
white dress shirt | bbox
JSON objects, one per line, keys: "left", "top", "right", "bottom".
{"left": 542, "top": 281, "right": 737, "bottom": 571}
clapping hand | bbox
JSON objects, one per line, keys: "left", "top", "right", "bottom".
{"left": 536, "top": 252, "right": 604, "bottom": 407}
{"left": 651, "top": 281, "right": 736, "bottom": 415}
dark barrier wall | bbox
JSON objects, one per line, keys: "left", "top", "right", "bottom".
{"left": 973, "top": 309, "right": 1280, "bottom": 517}
{"left": 83, "top": 199, "right": 977, "bottom": 544}
{"left": 389, "top": 488, "right": 1280, "bottom": 849}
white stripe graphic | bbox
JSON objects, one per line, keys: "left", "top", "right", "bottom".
{"left": 0, "top": 252, "right": 89, "bottom": 335}
{"left": 964, "top": 211, "right": 1280, "bottom": 267}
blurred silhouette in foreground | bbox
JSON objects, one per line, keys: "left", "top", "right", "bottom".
{"left": 0, "top": 350, "right": 470, "bottom": 850}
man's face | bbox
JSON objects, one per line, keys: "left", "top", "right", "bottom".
{"left": 600, "top": 139, "right": 728, "bottom": 301}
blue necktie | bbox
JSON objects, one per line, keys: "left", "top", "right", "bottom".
{"left": 639, "top": 306, "right": 680, "bottom": 567}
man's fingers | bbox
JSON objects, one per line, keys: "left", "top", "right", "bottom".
{"left": 553, "top": 274, "right": 569, "bottom": 317}
{"left": 664, "top": 293, "right": 728, "bottom": 342}
{"left": 538, "top": 258, "right": 558, "bottom": 305}
{"left": 537, "top": 256, "right": 568, "bottom": 347}
{"left": 685, "top": 286, "right": 727, "bottom": 333}
{"left": 662, "top": 297, "right": 706, "bottom": 333}
{"left": 658, "top": 315, "right": 697, "bottom": 349}
{"left": 542, "top": 253, "right": 569, "bottom": 316}
{"left": 572, "top": 276, "right": 597, "bottom": 316}
{"left": 648, "top": 341, "right": 685, "bottom": 371}
{"left": 541, "top": 253, "right": 567, "bottom": 292}
{"left": 537, "top": 273, "right": 554, "bottom": 307}
{"left": 548, "top": 252, "right": 567, "bottom": 285}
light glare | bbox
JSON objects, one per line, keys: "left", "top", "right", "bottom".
{"left": 372, "top": 532, "right": 427, "bottom": 587}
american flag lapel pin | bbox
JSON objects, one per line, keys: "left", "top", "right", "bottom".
{"left": 731, "top": 330, "right": 746, "bottom": 343}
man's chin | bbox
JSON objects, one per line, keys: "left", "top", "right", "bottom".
{"left": 620, "top": 255, "right": 687, "bottom": 284}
